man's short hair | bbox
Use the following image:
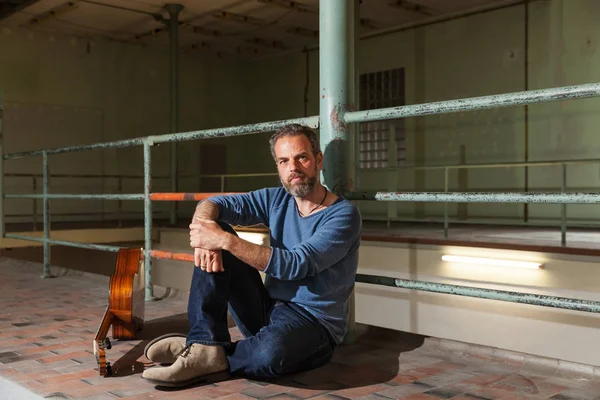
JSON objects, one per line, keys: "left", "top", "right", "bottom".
{"left": 269, "top": 124, "right": 321, "bottom": 161}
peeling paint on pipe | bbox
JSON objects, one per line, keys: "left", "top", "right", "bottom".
{"left": 3, "top": 116, "right": 319, "bottom": 160}
{"left": 344, "top": 191, "right": 600, "bottom": 204}
{"left": 4, "top": 233, "right": 122, "bottom": 252}
{"left": 355, "top": 274, "right": 600, "bottom": 313}
{"left": 5, "top": 194, "right": 145, "bottom": 200}
{"left": 149, "top": 192, "right": 240, "bottom": 201}
{"left": 344, "top": 83, "right": 600, "bottom": 124}
{"left": 148, "top": 249, "right": 194, "bottom": 263}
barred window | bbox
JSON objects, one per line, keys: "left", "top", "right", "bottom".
{"left": 358, "top": 68, "right": 406, "bottom": 169}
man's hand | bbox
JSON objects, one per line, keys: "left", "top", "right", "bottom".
{"left": 189, "top": 220, "right": 229, "bottom": 251}
{"left": 190, "top": 219, "right": 230, "bottom": 273}
{"left": 194, "top": 248, "right": 224, "bottom": 273}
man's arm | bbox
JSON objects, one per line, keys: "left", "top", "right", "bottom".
{"left": 189, "top": 218, "right": 271, "bottom": 272}
{"left": 189, "top": 189, "right": 274, "bottom": 273}
{"left": 193, "top": 199, "right": 219, "bottom": 222}
{"left": 223, "top": 234, "right": 271, "bottom": 272}
{"left": 190, "top": 205, "right": 361, "bottom": 280}
{"left": 191, "top": 201, "right": 223, "bottom": 272}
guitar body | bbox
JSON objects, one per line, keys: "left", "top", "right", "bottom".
{"left": 94, "top": 248, "right": 145, "bottom": 376}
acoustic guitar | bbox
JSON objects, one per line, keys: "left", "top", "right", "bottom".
{"left": 93, "top": 248, "right": 145, "bottom": 376}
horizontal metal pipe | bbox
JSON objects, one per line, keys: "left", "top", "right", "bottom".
{"left": 359, "top": 157, "right": 600, "bottom": 172}
{"left": 149, "top": 192, "right": 240, "bottom": 201}
{"left": 4, "top": 115, "right": 319, "bottom": 160}
{"left": 149, "top": 249, "right": 194, "bottom": 262}
{"left": 4, "top": 172, "right": 279, "bottom": 179}
{"left": 7, "top": 210, "right": 165, "bottom": 216}
{"left": 355, "top": 274, "right": 600, "bottom": 313}
{"left": 344, "top": 83, "right": 600, "bottom": 124}
{"left": 4, "top": 233, "right": 123, "bottom": 252}
{"left": 6, "top": 155, "right": 600, "bottom": 179}
{"left": 5, "top": 173, "right": 151, "bottom": 179}
{"left": 4, "top": 137, "right": 146, "bottom": 160}
{"left": 148, "top": 115, "right": 319, "bottom": 145}
{"left": 5, "top": 194, "right": 145, "bottom": 200}
{"left": 344, "top": 191, "right": 600, "bottom": 204}
{"left": 180, "top": 172, "right": 279, "bottom": 179}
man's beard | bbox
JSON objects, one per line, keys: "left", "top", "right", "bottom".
{"left": 281, "top": 173, "right": 317, "bottom": 198}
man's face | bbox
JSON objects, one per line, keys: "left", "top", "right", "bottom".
{"left": 274, "top": 135, "right": 323, "bottom": 198}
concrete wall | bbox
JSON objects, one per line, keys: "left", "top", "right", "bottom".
{"left": 218, "top": 0, "right": 600, "bottom": 225}
{"left": 355, "top": 240, "right": 600, "bottom": 367}
{"left": 5, "top": 1, "right": 599, "bottom": 227}
{"left": 0, "top": 26, "right": 248, "bottom": 225}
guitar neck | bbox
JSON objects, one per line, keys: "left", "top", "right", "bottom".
{"left": 94, "top": 306, "right": 114, "bottom": 342}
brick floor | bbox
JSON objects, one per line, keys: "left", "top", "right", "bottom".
{"left": 1, "top": 257, "right": 599, "bottom": 400}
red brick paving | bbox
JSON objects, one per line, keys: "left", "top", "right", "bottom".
{"left": 1, "top": 257, "right": 600, "bottom": 400}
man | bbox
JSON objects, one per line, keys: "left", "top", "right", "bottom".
{"left": 142, "top": 124, "right": 361, "bottom": 387}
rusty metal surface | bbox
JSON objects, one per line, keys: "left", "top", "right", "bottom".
{"left": 148, "top": 249, "right": 194, "bottom": 263}
{"left": 5, "top": 194, "right": 145, "bottom": 200}
{"left": 3, "top": 116, "right": 319, "bottom": 160}
{"left": 344, "top": 83, "right": 600, "bottom": 123}
{"left": 4, "top": 233, "right": 122, "bottom": 253}
{"left": 149, "top": 192, "right": 240, "bottom": 201}
{"left": 344, "top": 191, "right": 600, "bottom": 204}
{"left": 356, "top": 274, "right": 600, "bottom": 313}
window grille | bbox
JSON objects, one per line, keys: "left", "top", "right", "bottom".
{"left": 358, "top": 68, "right": 406, "bottom": 169}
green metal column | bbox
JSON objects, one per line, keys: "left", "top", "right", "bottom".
{"left": 319, "top": 0, "right": 356, "bottom": 194}
{"left": 0, "top": 92, "right": 4, "bottom": 239}
{"left": 319, "top": 0, "right": 357, "bottom": 342}
{"left": 166, "top": 3, "right": 183, "bottom": 225}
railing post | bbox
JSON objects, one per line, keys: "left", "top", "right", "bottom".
{"left": 387, "top": 125, "right": 397, "bottom": 230}
{"left": 144, "top": 140, "right": 155, "bottom": 301}
{"left": 0, "top": 92, "right": 4, "bottom": 239}
{"left": 320, "top": 0, "right": 357, "bottom": 343}
{"left": 42, "top": 151, "right": 51, "bottom": 278}
{"left": 444, "top": 167, "right": 449, "bottom": 238}
{"left": 561, "top": 163, "right": 567, "bottom": 246}
{"left": 220, "top": 175, "right": 225, "bottom": 192}
{"left": 32, "top": 176, "right": 37, "bottom": 231}
{"left": 117, "top": 176, "right": 123, "bottom": 228}
{"left": 166, "top": 3, "right": 183, "bottom": 226}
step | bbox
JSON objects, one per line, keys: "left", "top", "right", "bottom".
{"left": 158, "top": 227, "right": 270, "bottom": 248}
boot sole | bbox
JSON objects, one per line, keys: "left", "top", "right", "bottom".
{"left": 143, "top": 333, "right": 187, "bottom": 363}
{"left": 142, "top": 369, "right": 231, "bottom": 388}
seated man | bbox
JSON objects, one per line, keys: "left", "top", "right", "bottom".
{"left": 142, "top": 124, "right": 362, "bottom": 387}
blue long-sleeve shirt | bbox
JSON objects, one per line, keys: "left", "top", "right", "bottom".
{"left": 207, "top": 187, "right": 362, "bottom": 344}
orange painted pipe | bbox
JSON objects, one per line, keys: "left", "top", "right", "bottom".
{"left": 149, "top": 192, "right": 242, "bottom": 201}
{"left": 149, "top": 250, "right": 194, "bottom": 263}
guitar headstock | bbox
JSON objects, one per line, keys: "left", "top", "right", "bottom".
{"left": 94, "top": 307, "right": 114, "bottom": 376}
{"left": 93, "top": 337, "right": 113, "bottom": 376}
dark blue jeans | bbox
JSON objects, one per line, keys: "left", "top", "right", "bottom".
{"left": 186, "top": 223, "right": 336, "bottom": 379}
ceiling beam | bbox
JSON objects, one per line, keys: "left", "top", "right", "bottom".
{"left": 0, "top": 0, "right": 43, "bottom": 21}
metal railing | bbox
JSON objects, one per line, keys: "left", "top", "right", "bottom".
{"left": 2, "top": 0, "right": 600, "bottom": 348}
{"left": 3, "top": 160, "right": 597, "bottom": 248}
{"left": 357, "top": 157, "right": 600, "bottom": 245}
{"left": 0, "top": 112, "right": 318, "bottom": 300}
{"left": 2, "top": 171, "right": 278, "bottom": 229}
{"left": 1, "top": 83, "right": 600, "bottom": 307}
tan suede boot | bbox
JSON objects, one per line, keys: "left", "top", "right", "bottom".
{"left": 142, "top": 343, "right": 230, "bottom": 387}
{"left": 144, "top": 333, "right": 187, "bottom": 365}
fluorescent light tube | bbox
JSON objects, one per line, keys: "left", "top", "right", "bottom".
{"left": 442, "top": 255, "right": 542, "bottom": 270}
